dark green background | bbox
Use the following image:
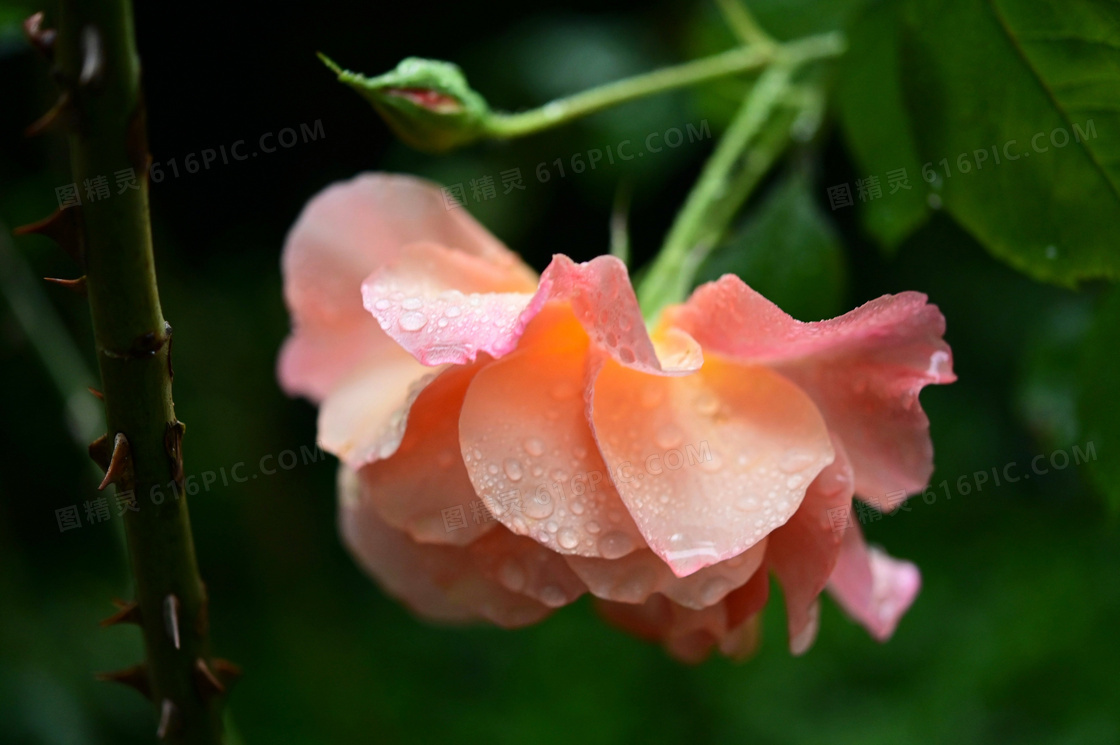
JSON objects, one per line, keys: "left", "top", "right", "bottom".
{"left": 1, "top": 0, "right": 1118, "bottom": 743}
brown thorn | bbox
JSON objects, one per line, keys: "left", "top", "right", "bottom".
{"left": 44, "top": 276, "right": 87, "bottom": 296}
{"left": 211, "top": 658, "right": 243, "bottom": 688}
{"left": 88, "top": 386, "right": 104, "bottom": 400}
{"left": 97, "top": 432, "right": 131, "bottom": 490}
{"left": 14, "top": 205, "right": 85, "bottom": 265}
{"left": 194, "top": 658, "right": 225, "bottom": 699}
{"left": 25, "top": 90, "right": 73, "bottom": 137}
{"left": 100, "top": 598, "right": 141, "bottom": 627}
{"left": 156, "top": 699, "right": 178, "bottom": 740}
{"left": 96, "top": 663, "right": 151, "bottom": 700}
{"left": 89, "top": 433, "right": 112, "bottom": 471}
{"left": 163, "top": 594, "right": 181, "bottom": 650}
{"left": 22, "top": 12, "right": 56, "bottom": 60}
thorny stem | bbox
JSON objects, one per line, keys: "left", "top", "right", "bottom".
{"left": 52, "top": 0, "right": 225, "bottom": 741}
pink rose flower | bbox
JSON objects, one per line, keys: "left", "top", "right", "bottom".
{"left": 279, "top": 173, "right": 955, "bottom": 662}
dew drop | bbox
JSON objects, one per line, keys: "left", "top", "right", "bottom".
{"left": 503, "top": 458, "right": 523, "bottom": 482}
{"left": 618, "top": 347, "right": 636, "bottom": 364}
{"left": 373, "top": 299, "right": 391, "bottom": 310}
{"left": 540, "top": 585, "right": 566, "bottom": 607}
{"left": 695, "top": 392, "right": 719, "bottom": 415}
{"left": 779, "top": 448, "right": 815, "bottom": 473}
{"left": 546, "top": 520, "right": 559, "bottom": 533}
{"left": 736, "top": 496, "right": 759, "bottom": 512}
{"left": 598, "top": 530, "right": 634, "bottom": 559}
{"left": 524, "top": 437, "right": 545, "bottom": 457}
{"left": 498, "top": 559, "right": 526, "bottom": 592}
{"left": 786, "top": 474, "right": 804, "bottom": 489}
{"left": 487, "top": 463, "right": 499, "bottom": 475}
{"left": 401, "top": 297, "right": 423, "bottom": 310}
{"left": 398, "top": 311, "right": 428, "bottom": 331}
{"left": 586, "top": 520, "right": 601, "bottom": 534}
{"left": 655, "top": 424, "right": 683, "bottom": 449}
{"left": 558, "top": 527, "right": 580, "bottom": 549}
{"left": 571, "top": 501, "right": 585, "bottom": 515}
{"left": 445, "top": 305, "right": 462, "bottom": 318}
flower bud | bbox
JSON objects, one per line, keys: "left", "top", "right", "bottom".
{"left": 321, "top": 55, "right": 491, "bottom": 153}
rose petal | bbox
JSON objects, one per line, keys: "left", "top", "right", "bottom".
{"left": 468, "top": 528, "right": 587, "bottom": 608}
{"left": 827, "top": 522, "right": 921, "bottom": 641}
{"left": 766, "top": 435, "right": 855, "bottom": 651}
{"left": 365, "top": 253, "right": 697, "bottom": 373}
{"left": 594, "top": 569, "right": 770, "bottom": 663}
{"left": 564, "top": 537, "right": 766, "bottom": 610}
{"left": 317, "top": 351, "right": 435, "bottom": 468}
{"left": 339, "top": 467, "right": 550, "bottom": 628}
{"left": 591, "top": 354, "right": 834, "bottom": 577}
{"left": 357, "top": 361, "right": 494, "bottom": 546}
{"left": 666, "top": 276, "right": 955, "bottom": 503}
{"left": 281, "top": 173, "right": 532, "bottom": 400}
{"left": 457, "top": 305, "right": 646, "bottom": 558}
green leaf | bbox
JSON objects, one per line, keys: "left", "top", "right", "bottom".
{"left": 1077, "top": 287, "right": 1120, "bottom": 512}
{"left": 696, "top": 170, "right": 847, "bottom": 321}
{"left": 898, "top": 0, "right": 1120, "bottom": 286}
{"left": 836, "top": 0, "right": 930, "bottom": 250}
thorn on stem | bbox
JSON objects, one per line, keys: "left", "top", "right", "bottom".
{"left": 97, "top": 433, "right": 131, "bottom": 491}
{"left": 165, "top": 420, "right": 186, "bottom": 484}
{"left": 163, "top": 594, "right": 181, "bottom": 650}
{"left": 14, "top": 205, "right": 85, "bottom": 265}
{"left": 89, "top": 433, "right": 111, "bottom": 471}
{"left": 25, "top": 90, "right": 73, "bottom": 137}
{"left": 96, "top": 663, "right": 151, "bottom": 700}
{"left": 211, "top": 658, "right": 243, "bottom": 688}
{"left": 156, "top": 699, "right": 178, "bottom": 740}
{"left": 88, "top": 386, "right": 104, "bottom": 400}
{"left": 22, "top": 12, "right": 56, "bottom": 60}
{"left": 100, "top": 598, "right": 141, "bottom": 627}
{"left": 194, "top": 658, "right": 225, "bottom": 699}
{"left": 44, "top": 275, "right": 87, "bottom": 296}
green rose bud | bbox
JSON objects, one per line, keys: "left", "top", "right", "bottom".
{"left": 320, "top": 54, "right": 491, "bottom": 153}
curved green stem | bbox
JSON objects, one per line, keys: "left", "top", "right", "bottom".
{"left": 484, "top": 44, "right": 772, "bottom": 138}
{"left": 636, "top": 31, "right": 845, "bottom": 320}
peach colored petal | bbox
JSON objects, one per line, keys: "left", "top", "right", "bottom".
{"left": 365, "top": 253, "right": 698, "bottom": 374}
{"left": 827, "top": 522, "right": 921, "bottom": 641}
{"left": 564, "top": 538, "right": 766, "bottom": 610}
{"left": 595, "top": 569, "right": 770, "bottom": 663}
{"left": 467, "top": 528, "right": 587, "bottom": 608}
{"left": 317, "top": 351, "right": 434, "bottom": 468}
{"left": 590, "top": 355, "right": 834, "bottom": 577}
{"left": 357, "top": 361, "right": 495, "bottom": 547}
{"left": 766, "top": 435, "right": 855, "bottom": 652}
{"left": 280, "top": 173, "right": 532, "bottom": 400}
{"left": 457, "top": 306, "right": 646, "bottom": 558}
{"left": 339, "top": 467, "right": 550, "bottom": 628}
{"left": 666, "top": 276, "right": 954, "bottom": 504}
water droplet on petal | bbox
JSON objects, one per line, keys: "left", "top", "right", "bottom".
{"left": 398, "top": 311, "right": 427, "bottom": 331}
{"left": 523, "top": 437, "right": 545, "bottom": 457}
{"left": 401, "top": 297, "right": 423, "bottom": 310}
{"left": 445, "top": 305, "right": 462, "bottom": 318}
{"left": 598, "top": 531, "right": 634, "bottom": 559}
{"left": 503, "top": 458, "right": 523, "bottom": 482}
{"left": 374, "top": 299, "right": 391, "bottom": 310}
{"left": 779, "top": 448, "right": 815, "bottom": 473}
{"left": 655, "top": 424, "right": 683, "bottom": 449}
{"left": 618, "top": 347, "right": 635, "bottom": 364}
{"left": 786, "top": 474, "right": 804, "bottom": 489}
{"left": 558, "top": 527, "right": 579, "bottom": 549}
{"left": 586, "top": 520, "right": 601, "bottom": 534}
{"left": 498, "top": 558, "right": 526, "bottom": 592}
{"left": 540, "top": 585, "right": 566, "bottom": 607}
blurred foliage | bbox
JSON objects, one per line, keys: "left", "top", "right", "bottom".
{"left": 1, "top": 0, "right": 1118, "bottom": 743}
